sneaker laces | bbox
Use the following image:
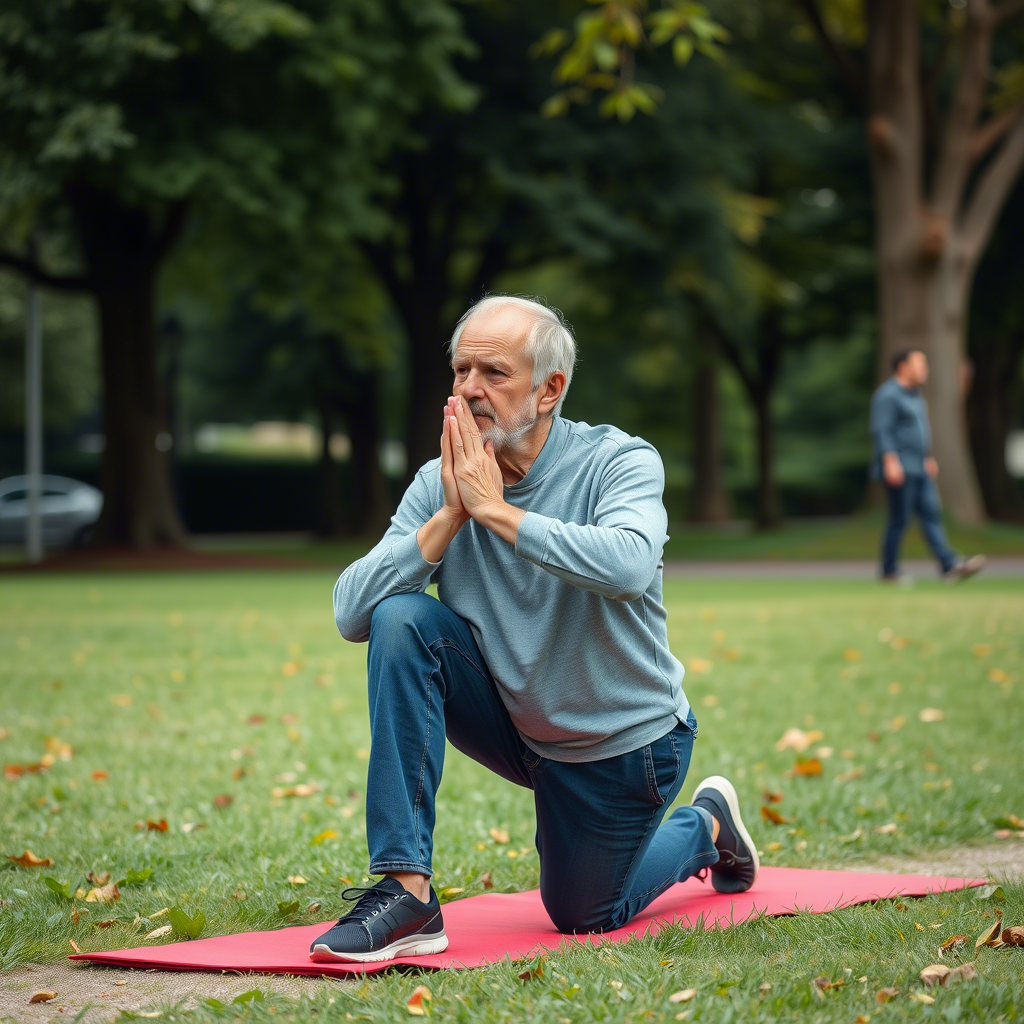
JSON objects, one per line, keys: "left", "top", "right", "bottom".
{"left": 334, "top": 885, "right": 405, "bottom": 924}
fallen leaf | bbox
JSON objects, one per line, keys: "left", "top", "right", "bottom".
{"left": 939, "top": 934, "right": 967, "bottom": 955}
{"left": 145, "top": 925, "right": 172, "bottom": 940}
{"left": 438, "top": 887, "right": 464, "bottom": 898}
{"left": 271, "top": 783, "right": 320, "bottom": 799}
{"left": 944, "top": 962, "right": 977, "bottom": 985}
{"left": 910, "top": 992, "right": 936, "bottom": 1004}
{"left": 311, "top": 829, "right": 339, "bottom": 845}
{"left": 85, "top": 883, "right": 120, "bottom": 903}
{"left": 213, "top": 794, "right": 233, "bottom": 809}
{"left": 7, "top": 850, "right": 53, "bottom": 868}
{"left": 406, "top": 984, "right": 432, "bottom": 1015}
{"left": 247, "top": 714, "right": 266, "bottom": 725}
{"left": 1002, "top": 926, "right": 1024, "bottom": 946}
{"left": 762, "top": 790, "right": 783, "bottom": 804}
{"left": 146, "top": 819, "right": 169, "bottom": 832}
{"left": 44, "top": 877, "right": 73, "bottom": 901}
{"left": 775, "top": 728, "right": 824, "bottom": 753}
{"left": 168, "top": 906, "right": 205, "bottom": 939}
{"left": 477, "top": 871, "right": 493, "bottom": 889}
{"left": 517, "top": 955, "right": 547, "bottom": 981}
{"left": 761, "top": 806, "right": 790, "bottom": 825}
{"left": 976, "top": 913, "right": 1003, "bottom": 948}
{"left": 29, "top": 991, "right": 57, "bottom": 1004}
{"left": 812, "top": 977, "right": 844, "bottom": 991}
{"left": 687, "top": 658, "right": 712, "bottom": 674}
{"left": 843, "top": 648, "right": 861, "bottom": 661}
{"left": 919, "top": 708, "right": 945, "bottom": 723}
{"left": 920, "top": 964, "right": 950, "bottom": 986}
{"left": 69, "top": 939, "right": 81, "bottom": 953}
{"left": 91, "top": 770, "right": 108, "bottom": 780}
{"left": 988, "top": 668, "right": 1010, "bottom": 683}
{"left": 669, "top": 989, "right": 697, "bottom": 1003}
{"left": 854, "top": 1016, "right": 871, "bottom": 1023}
{"left": 86, "top": 871, "right": 110, "bottom": 886}
{"left": 489, "top": 827, "right": 510, "bottom": 844}
{"left": 876, "top": 986, "right": 899, "bottom": 1003}
{"left": 790, "top": 757, "right": 823, "bottom": 777}
{"left": 874, "top": 823, "right": 898, "bottom": 834}
{"left": 974, "top": 883, "right": 1004, "bottom": 900}
{"left": 287, "top": 875, "right": 308, "bottom": 885}
{"left": 766, "top": 841, "right": 782, "bottom": 851}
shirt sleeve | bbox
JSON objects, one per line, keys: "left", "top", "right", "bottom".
{"left": 332, "top": 468, "right": 442, "bottom": 642}
{"left": 514, "top": 444, "right": 667, "bottom": 601}
{"left": 871, "top": 387, "right": 900, "bottom": 457}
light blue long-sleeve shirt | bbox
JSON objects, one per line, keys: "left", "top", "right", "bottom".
{"left": 870, "top": 377, "right": 932, "bottom": 479}
{"left": 333, "top": 415, "right": 689, "bottom": 762}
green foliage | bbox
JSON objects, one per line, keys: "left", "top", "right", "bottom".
{"left": 168, "top": 905, "right": 206, "bottom": 939}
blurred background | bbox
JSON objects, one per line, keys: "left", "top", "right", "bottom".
{"left": 1, "top": 0, "right": 1023, "bottom": 562}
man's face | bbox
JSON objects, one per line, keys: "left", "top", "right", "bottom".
{"left": 451, "top": 306, "right": 540, "bottom": 453}
{"left": 907, "top": 350, "right": 929, "bottom": 385}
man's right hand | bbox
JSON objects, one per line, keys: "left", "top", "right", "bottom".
{"left": 883, "top": 453, "right": 905, "bottom": 488}
{"left": 415, "top": 400, "right": 470, "bottom": 562}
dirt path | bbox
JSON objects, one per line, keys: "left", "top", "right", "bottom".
{"left": 4, "top": 841, "right": 1021, "bottom": 1023}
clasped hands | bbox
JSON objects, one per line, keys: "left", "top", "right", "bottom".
{"left": 440, "top": 395, "right": 505, "bottom": 525}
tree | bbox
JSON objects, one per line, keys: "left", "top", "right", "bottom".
{"left": 791, "top": 0, "right": 1024, "bottom": 523}
{"left": 0, "top": 0, "right": 470, "bottom": 545}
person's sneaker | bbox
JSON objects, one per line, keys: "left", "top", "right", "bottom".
{"left": 691, "top": 775, "right": 759, "bottom": 894}
{"left": 309, "top": 878, "right": 448, "bottom": 963}
{"left": 942, "top": 554, "right": 986, "bottom": 583}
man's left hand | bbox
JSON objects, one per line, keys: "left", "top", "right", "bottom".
{"left": 925, "top": 456, "right": 939, "bottom": 478}
{"left": 449, "top": 397, "right": 505, "bottom": 517}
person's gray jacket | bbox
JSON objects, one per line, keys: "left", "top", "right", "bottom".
{"left": 332, "top": 415, "right": 689, "bottom": 763}
{"left": 870, "top": 377, "right": 931, "bottom": 479}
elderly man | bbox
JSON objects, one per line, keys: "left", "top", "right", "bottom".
{"left": 310, "top": 296, "right": 757, "bottom": 964}
{"left": 870, "top": 348, "right": 985, "bottom": 584}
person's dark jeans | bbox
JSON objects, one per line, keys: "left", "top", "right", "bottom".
{"left": 882, "top": 473, "right": 956, "bottom": 577}
{"left": 363, "top": 591, "right": 718, "bottom": 933}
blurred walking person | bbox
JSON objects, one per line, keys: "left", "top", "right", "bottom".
{"left": 870, "top": 349, "right": 984, "bottom": 583}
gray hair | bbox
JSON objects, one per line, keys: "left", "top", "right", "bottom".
{"left": 447, "top": 295, "right": 577, "bottom": 416}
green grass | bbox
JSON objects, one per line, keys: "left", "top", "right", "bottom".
{"left": 2, "top": 573, "right": 1023, "bottom": 1022}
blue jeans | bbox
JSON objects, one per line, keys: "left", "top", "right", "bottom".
{"left": 363, "top": 592, "right": 719, "bottom": 933}
{"left": 882, "top": 474, "right": 956, "bottom": 577}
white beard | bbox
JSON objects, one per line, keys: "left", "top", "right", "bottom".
{"left": 469, "top": 391, "right": 539, "bottom": 454}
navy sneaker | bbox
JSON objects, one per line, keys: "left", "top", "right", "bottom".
{"left": 691, "top": 775, "right": 759, "bottom": 894}
{"left": 309, "top": 878, "right": 448, "bottom": 963}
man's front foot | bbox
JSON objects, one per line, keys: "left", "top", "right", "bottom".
{"left": 691, "top": 776, "right": 759, "bottom": 894}
{"left": 310, "top": 878, "right": 448, "bottom": 963}
{"left": 942, "top": 554, "right": 986, "bottom": 583}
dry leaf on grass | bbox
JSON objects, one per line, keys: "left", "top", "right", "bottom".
{"left": 910, "top": 992, "right": 936, "bottom": 1004}
{"left": 517, "top": 956, "right": 547, "bottom": 981}
{"left": 761, "top": 806, "right": 790, "bottom": 825}
{"left": 489, "top": 827, "right": 510, "bottom": 844}
{"left": 271, "top": 783, "right": 319, "bottom": 799}
{"left": 789, "top": 758, "right": 823, "bottom": 778}
{"left": 7, "top": 850, "right": 53, "bottom": 868}
{"left": 287, "top": 875, "right": 307, "bottom": 885}
{"left": 876, "top": 986, "right": 899, "bottom": 1003}
{"left": 874, "top": 823, "right": 898, "bottom": 835}
{"left": 976, "top": 912, "right": 1003, "bottom": 948}
{"left": 311, "top": 829, "right": 339, "bottom": 845}
{"left": 762, "top": 790, "right": 783, "bottom": 803}
{"left": 406, "top": 984, "right": 432, "bottom": 1015}
{"left": 1002, "top": 926, "right": 1024, "bottom": 946}
{"left": 85, "top": 883, "right": 120, "bottom": 903}
{"left": 920, "top": 964, "right": 949, "bottom": 986}
{"left": 939, "top": 934, "right": 967, "bottom": 955}
{"left": 477, "top": 871, "right": 493, "bottom": 889}
{"left": 213, "top": 794, "right": 233, "bottom": 808}
{"left": 69, "top": 939, "right": 81, "bottom": 953}
{"left": 922, "top": 962, "right": 977, "bottom": 986}
{"left": 775, "top": 728, "right": 823, "bottom": 753}
{"left": 28, "top": 991, "right": 57, "bottom": 1004}
{"left": 668, "top": 988, "right": 697, "bottom": 1003}
{"left": 145, "top": 925, "right": 172, "bottom": 940}
{"left": 919, "top": 708, "right": 945, "bottom": 723}
{"left": 86, "top": 871, "right": 110, "bottom": 886}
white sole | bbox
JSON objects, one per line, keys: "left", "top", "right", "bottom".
{"left": 692, "top": 775, "right": 760, "bottom": 880}
{"left": 310, "top": 930, "right": 448, "bottom": 964}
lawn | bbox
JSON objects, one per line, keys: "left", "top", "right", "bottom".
{"left": 2, "top": 572, "right": 1022, "bottom": 1022}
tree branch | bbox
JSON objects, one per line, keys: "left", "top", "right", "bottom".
{"left": 962, "top": 105, "right": 1024, "bottom": 254}
{"left": 931, "top": 0, "right": 994, "bottom": 216}
{"left": 793, "top": 0, "right": 866, "bottom": 105}
{"left": 0, "top": 250, "right": 93, "bottom": 291}
{"left": 970, "top": 99, "right": 1024, "bottom": 160}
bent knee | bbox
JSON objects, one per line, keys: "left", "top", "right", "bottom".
{"left": 541, "top": 890, "right": 617, "bottom": 935}
{"left": 369, "top": 592, "right": 436, "bottom": 635}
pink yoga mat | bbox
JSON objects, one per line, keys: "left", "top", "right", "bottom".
{"left": 70, "top": 867, "right": 983, "bottom": 977}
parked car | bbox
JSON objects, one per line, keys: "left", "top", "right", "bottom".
{"left": 0, "top": 475, "right": 103, "bottom": 548}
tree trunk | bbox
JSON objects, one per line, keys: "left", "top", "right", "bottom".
{"left": 69, "top": 183, "right": 186, "bottom": 547}
{"left": 315, "top": 398, "right": 347, "bottom": 538}
{"left": 402, "top": 308, "right": 452, "bottom": 483}
{"left": 752, "top": 384, "right": 780, "bottom": 530}
{"left": 688, "top": 341, "right": 731, "bottom": 523}
{"left": 968, "top": 333, "right": 1024, "bottom": 521}
{"left": 338, "top": 375, "right": 392, "bottom": 537}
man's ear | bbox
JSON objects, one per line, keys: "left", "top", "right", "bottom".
{"left": 537, "top": 371, "right": 566, "bottom": 416}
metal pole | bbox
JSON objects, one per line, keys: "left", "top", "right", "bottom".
{"left": 25, "top": 249, "right": 43, "bottom": 563}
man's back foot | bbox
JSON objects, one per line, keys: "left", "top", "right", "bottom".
{"left": 943, "top": 554, "right": 986, "bottom": 583}
{"left": 691, "top": 775, "right": 759, "bottom": 894}
{"left": 309, "top": 878, "right": 448, "bottom": 963}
